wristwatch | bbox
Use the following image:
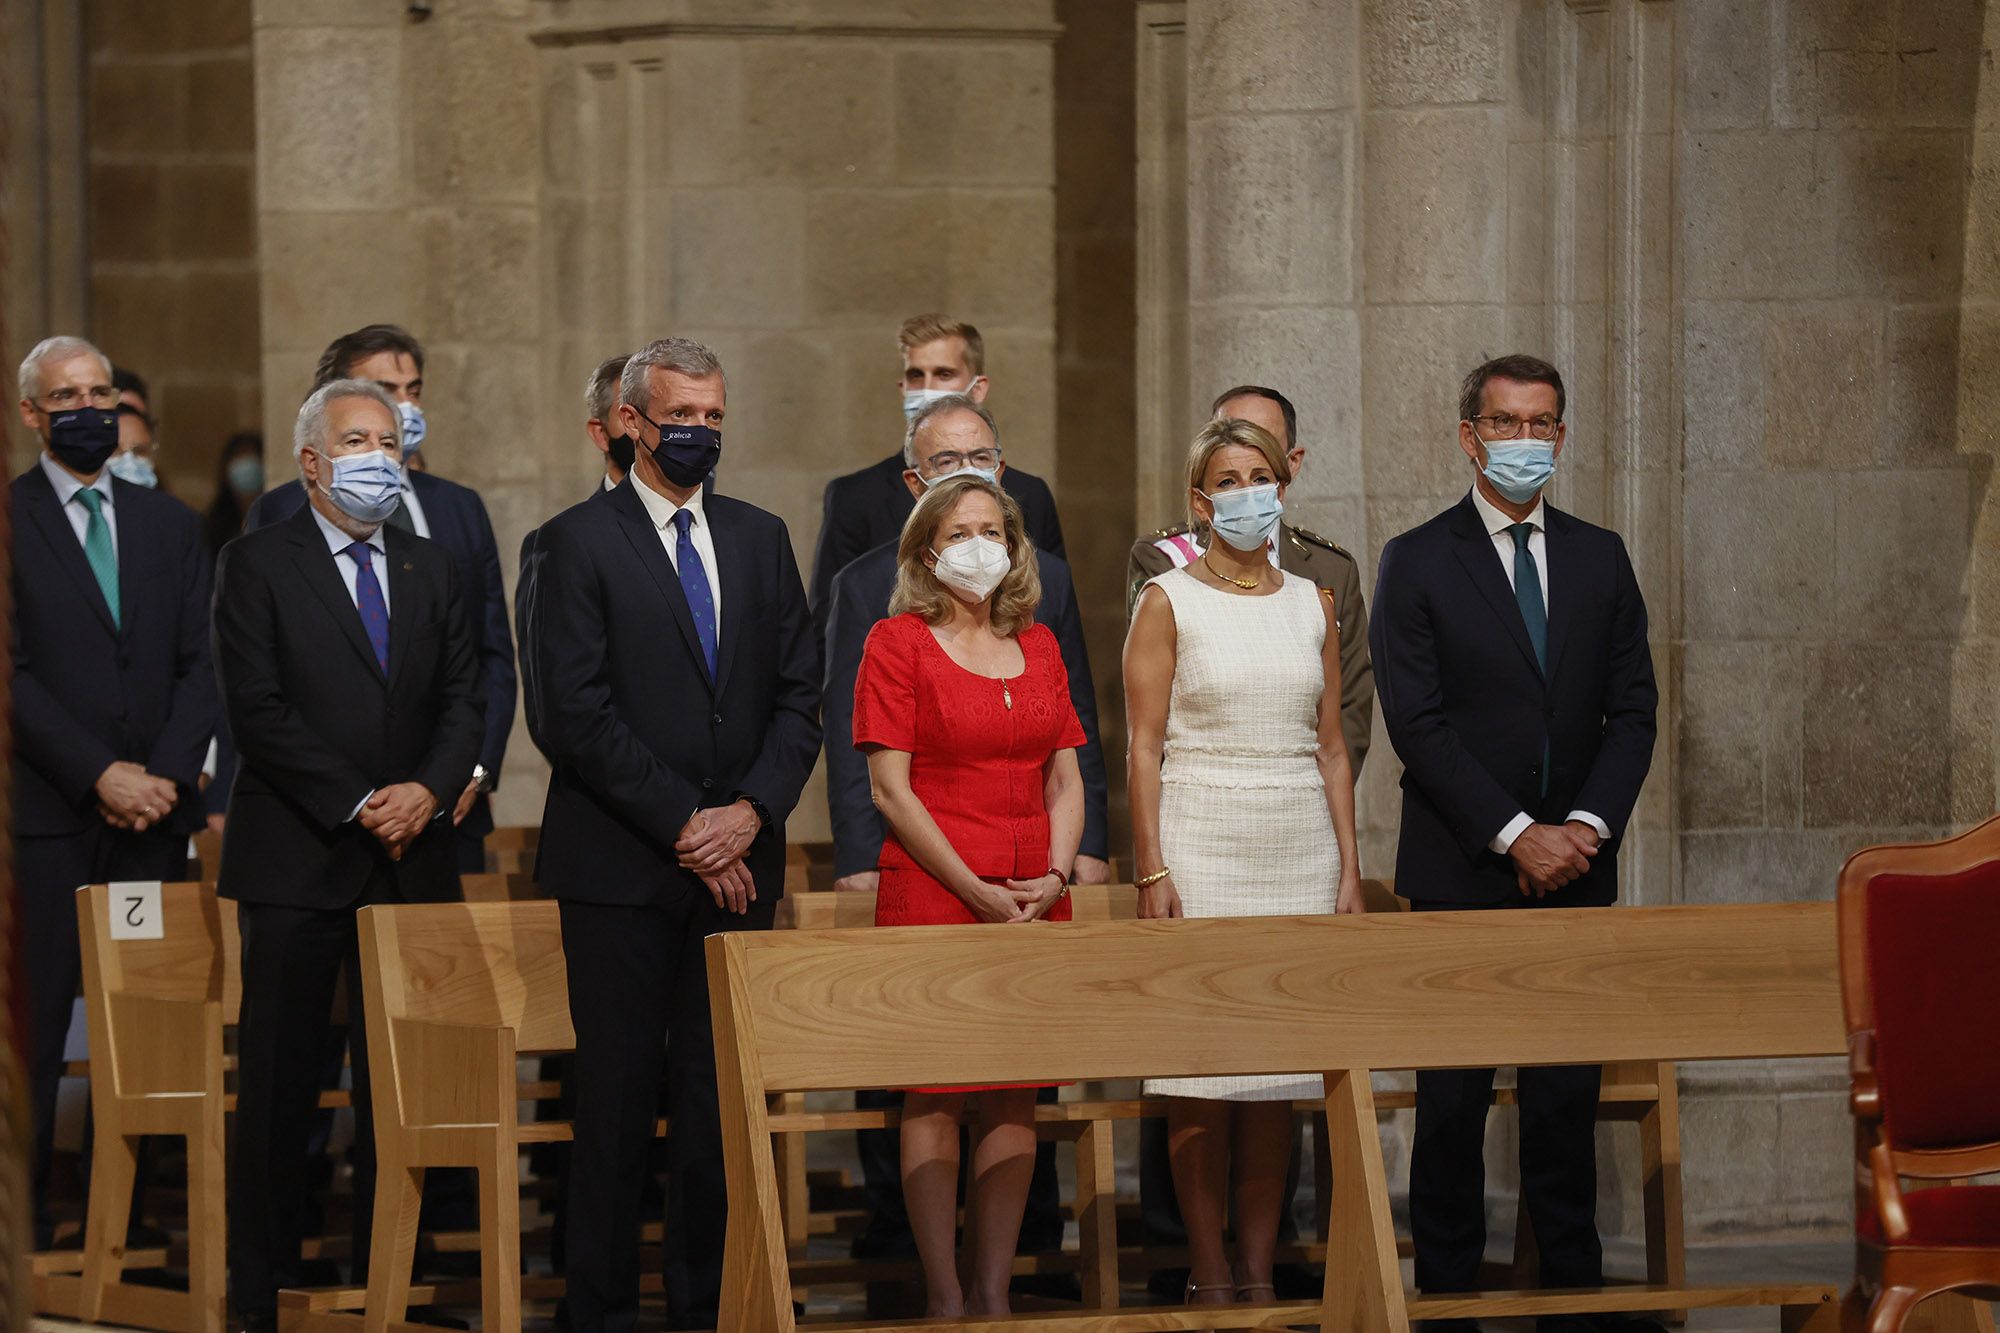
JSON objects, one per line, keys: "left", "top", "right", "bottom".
{"left": 735, "top": 793, "right": 771, "bottom": 830}
{"left": 471, "top": 764, "right": 495, "bottom": 793}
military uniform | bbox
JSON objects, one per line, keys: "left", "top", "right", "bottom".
{"left": 1126, "top": 522, "right": 1373, "bottom": 774}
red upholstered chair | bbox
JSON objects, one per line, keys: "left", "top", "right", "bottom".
{"left": 1838, "top": 816, "right": 2000, "bottom": 1332}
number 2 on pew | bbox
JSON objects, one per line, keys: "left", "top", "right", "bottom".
{"left": 106, "top": 881, "right": 165, "bottom": 940}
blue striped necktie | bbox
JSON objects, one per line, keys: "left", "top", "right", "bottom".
{"left": 673, "top": 509, "right": 718, "bottom": 678}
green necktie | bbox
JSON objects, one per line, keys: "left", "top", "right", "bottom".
{"left": 75, "top": 487, "right": 120, "bottom": 629}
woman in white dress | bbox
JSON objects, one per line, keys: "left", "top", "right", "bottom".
{"left": 1123, "top": 417, "right": 1363, "bottom": 1310}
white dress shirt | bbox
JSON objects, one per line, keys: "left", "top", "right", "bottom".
{"left": 1466, "top": 488, "right": 1610, "bottom": 853}
{"left": 631, "top": 476, "right": 722, "bottom": 629}
{"left": 311, "top": 504, "right": 391, "bottom": 617}
{"left": 40, "top": 453, "right": 118, "bottom": 557}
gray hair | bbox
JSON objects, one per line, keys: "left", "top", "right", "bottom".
{"left": 620, "top": 338, "right": 724, "bottom": 412}
{"left": 17, "top": 335, "right": 112, "bottom": 402}
{"left": 293, "top": 378, "right": 403, "bottom": 462}
{"left": 585, "top": 353, "right": 630, "bottom": 422}
{"left": 903, "top": 393, "right": 1001, "bottom": 469}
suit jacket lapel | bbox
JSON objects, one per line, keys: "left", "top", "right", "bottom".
{"left": 1448, "top": 497, "right": 1545, "bottom": 682}
{"left": 20, "top": 469, "right": 119, "bottom": 636}
{"left": 1541, "top": 506, "right": 1576, "bottom": 683}
{"left": 607, "top": 480, "right": 713, "bottom": 692}
{"left": 385, "top": 528, "right": 419, "bottom": 689}
{"left": 287, "top": 506, "right": 388, "bottom": 685}
{"left": 710, "top": 505, "right": 747, "bottom": 696}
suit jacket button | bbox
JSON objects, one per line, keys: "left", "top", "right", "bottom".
{"left": 701, "top": 778, "right": 714, "bottom": 790}
{"left": 713, "top": 713, "right": 723, "bottom": 725}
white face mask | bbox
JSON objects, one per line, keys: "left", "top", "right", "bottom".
{"left": 929, "top": 535, "right": 1011, "bottom": 602}
{"left": 902, "top": 383, "right": 979, "bottom": 422}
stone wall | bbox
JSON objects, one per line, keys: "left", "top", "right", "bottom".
{"left": 84, "top": 0, "right": 261, "bottom": 500}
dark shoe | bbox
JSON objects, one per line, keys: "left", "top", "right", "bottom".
{"left": 1271, "top": 1262, "right": 1321, "bottom": 1300}
{"left": 1010, "top": 1272, "right": 1083, "bottom": 1302}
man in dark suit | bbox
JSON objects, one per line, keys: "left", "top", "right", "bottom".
{"left": 530, "top": 337, "right": 819, "bottom": 1332}
{"left": 215, "top": 379, "right": 482, "bottom": 1331}
{"left": 1370, "top": 354, "right": 1659, "bottom": 1333}
{"left": 518, "top": 353, "right": 630, "bottom": 758}
{"left": 10, "top": 336, "right": 217, "bottom": 1245}
{"left": 820, "top": 394, "right": 1105, "bottom": 1293}
{"left": 246, "top": 325, "right": 513, "bottom": 872}
{"left": 808, "top": 314, "right": 1065, "bottom": 653}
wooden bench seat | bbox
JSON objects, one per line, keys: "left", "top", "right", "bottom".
{"left": 708, "top": 901, "right": 1852, "bottom": 1331}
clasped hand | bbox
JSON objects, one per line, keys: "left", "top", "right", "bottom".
{"left": 95, "top": 760, "right": 179, "bottom": 833}
{"left": 678, "top": 801, "right": 761, "bottom": 915}
{"left": 1511, "top": 820, "right": 1600, "bottom": 897}
{"left": 360, "top": 783, "right": 439, "bottom": 860}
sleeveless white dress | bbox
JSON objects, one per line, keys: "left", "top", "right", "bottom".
{"left": 1141, "top": 568, "right": 1340, "bottom": 1102}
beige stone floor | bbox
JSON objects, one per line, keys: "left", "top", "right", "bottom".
{"left": 26, "top": 1240, "right": 1996, "bottom": 1332}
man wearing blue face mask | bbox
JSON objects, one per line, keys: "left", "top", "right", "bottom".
{"left": 808, "top": 314, "right": 1067, "bottom": 658}
{"left": 10, "top": 335, "right": 218, "bottom": 1247}
{"left": 246, "top": 324, "right": 515, "bottom": 876}
{"left": 214, "top": 378, "right": 483, "bottom": 1331}
{"left": 1371, "top": 353, "right": 1660, "bottom": 1333}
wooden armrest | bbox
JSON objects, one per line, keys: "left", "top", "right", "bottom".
{"left": 388, "top": 1017, "right": 514, "bottom": 1130}
{"left": 1869, "top": 1137, "right": 1910, "bottom": 1242}
{"left": 1849, "top": 1030, "right": 1880, "bottom": 1121}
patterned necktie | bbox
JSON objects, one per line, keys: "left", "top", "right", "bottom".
{"left": 74, "top": 487, "right": 120, "bottom": 629}
{"left": 1509, "top": 521, "right": 1551, "bottom": 798}
{"left": 345, "top": 541, "right": 391, "bottom": 675}
{"left": 673, "top": 508, "right": 718, "bottom": 679}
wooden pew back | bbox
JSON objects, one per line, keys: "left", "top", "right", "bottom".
{"left": 718, "top": 903, "right": 1842, "bottom": 1093}
{"left": 79, "top": 881, "right": 239, "bottom": 1049}
{"left": 360, "top": 900, "right": 573, "bottom": 1055}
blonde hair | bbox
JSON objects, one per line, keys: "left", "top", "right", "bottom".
{"left": 898, "top": 313, "right": 985, "bottom": 376}
{"left": 1185, "top": 417, "right": 1292, "bottom": 536}
{"left": 890, "top": 475, "right": 1041, "bottom": 637}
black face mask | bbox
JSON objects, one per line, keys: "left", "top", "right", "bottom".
{"left": 606, "top": 432, "right": 636, "bottom": 476}
{"left": 47, "top": 407, "right": 120, "bottom": 475}
{"left": 637, "top": 415, "right": 721, "bottom": 489}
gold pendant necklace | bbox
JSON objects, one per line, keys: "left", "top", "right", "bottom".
{"left": 1002, "top": 680, "right": 1013, "bottom": 710}
{"left": 1203, "top": 555, "right": 1259, "bottom": 590}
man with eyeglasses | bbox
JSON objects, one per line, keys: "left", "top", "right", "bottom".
{"left": 10, "top": 336, "right": 218, "bottom": 1246}
{"left": 808, "top": 313, "right": 1066, "bottom": 657}
{"left": 819, "top": 395, "right": 1107, "bottom": 1310}
{"left": 1371, "top": 353, "right": 1659, "bottom": 1333}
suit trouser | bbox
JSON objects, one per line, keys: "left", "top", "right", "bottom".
{"left": 560, "top": 890, "right": 776, "bottom": 1333}
{"left": 1408, "top": 898, "right": 1603, "bottom": 1294}
{"left": 18, "top": 824, "right": 189, "bottom": 1244}
{"left": 229, "top": 873, "right": 398, "bottom": 1318}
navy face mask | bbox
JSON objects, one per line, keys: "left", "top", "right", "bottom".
{"left": 606, "top": 432, "right": 636, "bottom": 475}
{"left": 47, "top": 407, "right": 120, "bottom": 475}
{"left": 636, "top": 415, "right": 720, "bottom": 488}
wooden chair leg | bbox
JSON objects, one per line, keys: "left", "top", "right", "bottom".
{"left": 1639, "top": 1061, "right": 1688, "bottom": 1324}
{"left": 187, "top": 1114, "right": 229, "bottom": 1333}
{"left": 1320, "top": 1069, "right": 1409, "bottom": 1333}
{"left": 1868, "top": 1285, "right": 1923, "bottom": 1333}
{"left": 480, "top": 1140, "right": 523, "bottom": 1333}
{"left": 1073, "top": 1119, "right": 1120, "bottom": 1309}
{"left": 78, "top": 1128, "right": 140, "bottom": 1322}
{"left": 361, "top": 1155, "right": 423, "bottom": 1333}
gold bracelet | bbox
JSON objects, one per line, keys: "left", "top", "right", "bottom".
{"left": 1135, "top": 866, "right": 1172, "bottom": 888}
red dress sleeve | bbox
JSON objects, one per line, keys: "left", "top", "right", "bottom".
{"left": 1035, "top": 624, "right": 1087, "bottom": 751}
{"left": 853, "top": 616, "right": 920, "bottom": 752}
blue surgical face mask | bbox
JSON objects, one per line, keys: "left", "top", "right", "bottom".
{"left": 107, "top": 450, "right": 158, "bottom": 489}
{"left": 396, "top": 401, "right": 426, "bottom": 459}
{"left": 315, "top": 448, "right": 404, "bottom": 525}
{"left": 902, "top": 383, "right": 981, "bottom": 423}
{"left": 1479, "top": 439, "right": 1558, "bottom": 505}
{"left": 1199, "top": 482, "right": 1283, "bottom": 552}
{"left": 227, "top": 455, "right": 265, "bottom": 496}
{"left": 919, "top": 461, "right": 1000, "bottom": 488}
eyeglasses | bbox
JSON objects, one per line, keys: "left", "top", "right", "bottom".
{"left": 1469, "top": 412, "right": 1562, "bottom": 441}
{"left": 923, "top": 448, "right": 1002, "bottom": 474}
{"left": 38, "top": 386, "right": 119, "bottom": 411}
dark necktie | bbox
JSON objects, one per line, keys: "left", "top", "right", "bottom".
{"left": 384, "top": 491, "right": 417, "bottom": 534}
{"left": 345, "top": 541, "right": 391, "bottom": 675}
{"left": 673, "top": 508, "right": 718, "bottom": 679}
{"left": 75, "top": 487, "right": 120, "bottom": 629}
{"left": 1509, "top": 522, "right": 1550, "bottom": 798}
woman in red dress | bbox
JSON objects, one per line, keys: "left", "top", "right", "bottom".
{"left": 853, "top": 470, "right": 1085, "bottom": 1319}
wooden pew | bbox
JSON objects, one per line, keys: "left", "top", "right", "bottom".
{"left": 484, "top": 826, "right": 540, "bottom": 876}
{"left": 34, "top": 883, "right": 236, "bottom": 1333}
{"left": 708, "top": 902, "right": 1849, "bottom": 1332}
